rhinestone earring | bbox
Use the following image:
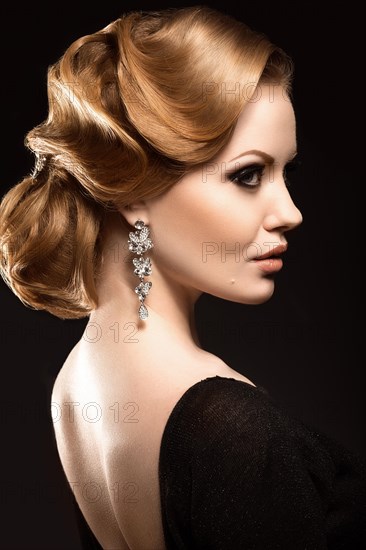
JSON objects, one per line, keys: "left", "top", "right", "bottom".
{"left": 127, "top": 219, "right": 154, "bottom": 320}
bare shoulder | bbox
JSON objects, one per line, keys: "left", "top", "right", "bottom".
{"left": 50, "top": 336, "right": 257, "bottom": 459}
{"left": 49, "top": 340, "right": 256, "bottom": 549}
{"left": 51, "top": 340, "right": 256, "bottom": 418}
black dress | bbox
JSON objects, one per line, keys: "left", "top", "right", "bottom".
{"left": 71, "top": 376, "right": 366, "bottom": 549}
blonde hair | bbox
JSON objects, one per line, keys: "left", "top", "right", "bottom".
{"left": 0, "top": 6, "right": 293, "bottom": 319}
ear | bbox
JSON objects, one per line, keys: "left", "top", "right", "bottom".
{"left": 118, "top": 201, "right": 150, "bottom": 228}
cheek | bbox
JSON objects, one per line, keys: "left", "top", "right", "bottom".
{"left": 149, "top": 181, "right": 263, "bottom": 286}
{"left": 149, "top": 186, "right": 222, "bottom": 281}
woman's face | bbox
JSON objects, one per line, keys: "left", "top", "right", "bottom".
{"left": 141, "top": 84, "right": 302, "bottom": 305}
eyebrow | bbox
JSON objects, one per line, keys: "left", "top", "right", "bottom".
{"left": 228, "top": 149, "right": 297, "bottom": 164}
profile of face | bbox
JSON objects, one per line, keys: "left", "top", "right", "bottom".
{"left": 128, "top": 84, "right": 302, "bottom": 307}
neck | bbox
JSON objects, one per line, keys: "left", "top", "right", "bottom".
{"left": 89, "top": 213, "right": 204, "bottom": 352}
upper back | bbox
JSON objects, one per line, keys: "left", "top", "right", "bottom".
{"left": 51, "top": 340, "right": 255, "bottom": 549}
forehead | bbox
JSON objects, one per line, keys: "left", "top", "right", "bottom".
{"left": 218, "top": 84, "right": 296, "bottom": 162}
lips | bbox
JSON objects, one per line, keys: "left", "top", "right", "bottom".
{"left": 254, "top": 243, "right": 288, "bottom": 261}
{"left": 251, "top": 243, "right": 287, "bottom": 273}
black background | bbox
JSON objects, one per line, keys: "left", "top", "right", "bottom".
{"left": 0, "top": 1, "right": 364, "bottom": 548}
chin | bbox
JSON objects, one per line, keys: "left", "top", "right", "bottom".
{"left": 247, "top": 291, "right": 275, "bottom": 305}
{"left": 236, "top": 279, "right": 276, "bottom": 305}
{"left": 201, "top": 274, "right": 277, "bottom": 305}
{"left": 212, "top": 279, "right": 275, "bottom": 306}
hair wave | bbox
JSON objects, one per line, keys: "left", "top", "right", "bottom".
{"left": 0, "top": 6, "right": 293, "bottom": 319}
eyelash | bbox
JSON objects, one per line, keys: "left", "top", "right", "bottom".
{"left": 228, "top": 164, "right": 264, "bottom": 189}
{"left": 228, "top": 159, "right": 301, "bottom": 189}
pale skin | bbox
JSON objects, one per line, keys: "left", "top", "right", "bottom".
{"left": 51, "top": 84, "right": 303, "bottom": 549}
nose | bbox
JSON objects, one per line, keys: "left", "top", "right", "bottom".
{"left": 263, "top": 184, "right": 303, "bottom": 233}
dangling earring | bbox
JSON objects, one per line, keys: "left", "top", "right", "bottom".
{"left": 127, "top": 219, "right": 154, "bottom": 320}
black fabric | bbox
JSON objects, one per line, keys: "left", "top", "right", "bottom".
{"left": 72, "top": 375, "right": 366, "bottom": 549}
{"left": 158, "top": 376, "right": 366, "bottom": 549}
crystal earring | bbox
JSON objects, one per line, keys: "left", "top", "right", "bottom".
{"left": 127, "top": 219, "right": 154, "bottom": 320}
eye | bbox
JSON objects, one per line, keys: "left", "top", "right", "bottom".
{"left": 283, "top": 157, "right": 301, "bottom": 188}
{"left": 228, "top": 164, "right": 265, "bottom": 189}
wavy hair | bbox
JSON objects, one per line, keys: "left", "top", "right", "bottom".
{"left": 0, "top": 6, "right": 293, "bottom": 319}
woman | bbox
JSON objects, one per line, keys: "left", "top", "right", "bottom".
{"left": 0, "top": 6, "right": 365, "bottom": 549}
